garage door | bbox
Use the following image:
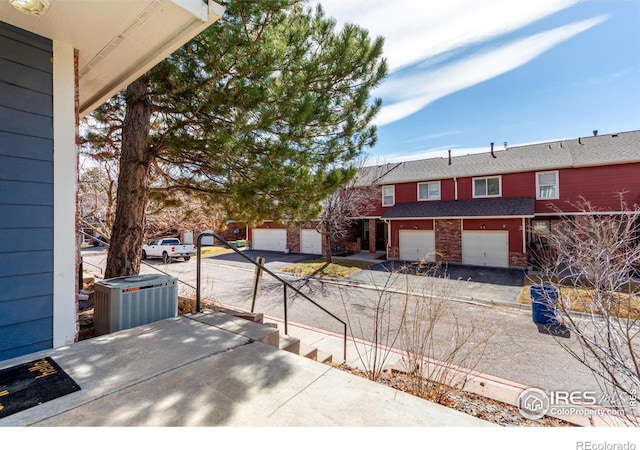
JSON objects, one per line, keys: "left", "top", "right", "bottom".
{"left": 251, "top": 229, "right": 287, "bottom": 252}
{"left": 462, "top": 231, "right": 509, "bottom": 268}
{"left": 399, "top": 230, "right": 436, "bottom": 262}
{"left": 300, "top": 229, "right": 322, "bottom": 255}
{"left": 200, "top": 230, "right": 214, "bottom": 246}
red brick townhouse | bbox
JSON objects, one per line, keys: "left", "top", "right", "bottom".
{"left": 248, "top": 130, "right": 640, "bottom": 268}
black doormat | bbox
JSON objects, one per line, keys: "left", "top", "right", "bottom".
{"left": 0, "top": 357, "right": 81, "bottom": 419}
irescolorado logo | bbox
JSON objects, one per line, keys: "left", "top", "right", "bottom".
{"left": 517, "top": 387, "right": 550, "bottom": 420}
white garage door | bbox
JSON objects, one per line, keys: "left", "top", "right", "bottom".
{"left": 200, "top": 230, "right": 214, "bottom": 246}
{"left": 251, "top": 229, "right": 287, "bottom": 252}
{"left": 300, "top": 229, "right": 322, "bottom": 255}
{"left": 462, "top": 231, "right": 509, "bottom": 268}
{"left": 399, "top": 230, "right": 436, "bottom": 262}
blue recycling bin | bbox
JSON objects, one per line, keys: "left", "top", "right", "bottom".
{"left": 530, "top": 284, "right": 558, "bottom": 324}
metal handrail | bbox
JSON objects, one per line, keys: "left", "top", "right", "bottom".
{"left": 196, "top": 231, "right": 347, "bottom": 362}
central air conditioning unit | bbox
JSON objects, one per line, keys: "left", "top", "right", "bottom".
{"left": 93, "top": 274, "right": 178, "bottom": 336}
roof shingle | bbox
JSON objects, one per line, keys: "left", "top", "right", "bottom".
{"left": 357, "top": 130, "right": 640, "bottom": 185}
{"left": 381, "top": 197, "right": 536, "bottom": 219}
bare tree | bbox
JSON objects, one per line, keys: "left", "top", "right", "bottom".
{"left": 316, "top": 161, "right": 395, "bottom": 263}
{"left": 78, "top": 163, "right": 118, "bottom": 242}
{"left": 535, "top": 197, "right": 640, "bottom": 419}
{"left": 79, "top": 159, "right": 226, "bottom": 244}
{"left": 144, "top": 191, "right": 225, "bottom": 241}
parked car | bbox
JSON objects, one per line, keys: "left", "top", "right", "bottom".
{"left": 91, "top": 234, "right": 107, "bottom": 247}
{"left": 142, "top": 238, "right": 195, "bottom": 263}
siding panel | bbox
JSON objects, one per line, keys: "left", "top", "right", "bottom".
{"left": 0, "top": 22, "right": 54, "bottom": 362}
{"left": 0, "top": 318, "right": 53, "bottom": 353}
{"left": 0, "top": 131, "right": 53, "bottom": 161}
{"left": 0, "top": 57, "right": 53, "bottom": 94}
{"left": 0, "top": 204, "right": 53, "bottom": 228}
{"left": 0, "top": 180, "right": 52, "bottom": 205}
{"left": 0, "top": 80, "right": 53, "bottom": 114}
{"left": 0, "top": 340, "right": 52, "bottom": 362}
{"left": 0, "top": 296, "right": 52, "bottom": 327}
{"left": 0, "top": 105, "right": 52, "bottom": 138}
{"left": 0, "top": 229, "right": 53, "bottom": 253}
{"left": 0, "top": 250, "right": 53, "bottom": 278}
{"left": 0, "top": 154, "right": 53, "bottom": 183}
{"left": 0, "top": 27, "right": 53, "bottom": 72}
{"left": 0, "top": 273, "right": 53, "bottom": 303}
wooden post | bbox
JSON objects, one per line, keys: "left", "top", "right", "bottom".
{"left": 251, "top": 257, "right": 266, "bottom": 312}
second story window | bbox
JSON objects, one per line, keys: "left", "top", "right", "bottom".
{"left": 473, "top": 176, "right": 501, "bottom": 198}
{"left": 382, "top": 185, "right": 395, "bottom": 206}
{"left": 536, "top": 171, "right": 559, "bottom": 199}
{"left": 418, "top": 181, "right": 440, "bottom": 201}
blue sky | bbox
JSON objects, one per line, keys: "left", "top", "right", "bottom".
{"left": 318, "top": 0, "right": 640, "bottom": 163}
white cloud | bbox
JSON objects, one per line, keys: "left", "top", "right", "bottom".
{"left": 373, "top": 16, "right": 608, "bottom": 126}
{"left": 319, "top": 0, "right": 580, "bottom": 71}
{"left": 317, "top": 1, "right": 608, "bottom": 127}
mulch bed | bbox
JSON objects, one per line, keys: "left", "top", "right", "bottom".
{"left": 331, "top": 363, "right": 575, "bottom": 427}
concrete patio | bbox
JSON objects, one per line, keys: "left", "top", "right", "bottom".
{"left": 0, "top": 312, "right": 493, "bottom": 427}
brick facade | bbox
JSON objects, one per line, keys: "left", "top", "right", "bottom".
{"left": 287, "top": 228, "right": 301, "bottom": 252}
{"left": 435, "top": 219, "right": 462, "bottom": 263}
{"left": 215, "top": 222, "right": 246, "bottom": 241}
{"left": 509, "top": 252, "right": 528, "bottom": 268}
{"left": 74, "top": 49, "right": 80, "bottom": 342}
{"left": 369, "top": 219, "right": 376, "bottom": 253}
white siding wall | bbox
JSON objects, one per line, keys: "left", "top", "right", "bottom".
{"left": 53, "top": 41, "right": 78, "bottom": 348}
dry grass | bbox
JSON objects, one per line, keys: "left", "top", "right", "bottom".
{"left": 278, "top": 258, "right": 374, "bottom": 278}
{"left": 518, "top": 275, "right": 640, "bottom": 319}
{"left": 197, "top": 246, "right": 234, "bottom": 258}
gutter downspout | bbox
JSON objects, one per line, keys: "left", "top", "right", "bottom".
{"left": 383, "top": 218, "right": 391, "bottom": 259}
{"left": 454, "top": 177, "right": 458, "bottom": 201}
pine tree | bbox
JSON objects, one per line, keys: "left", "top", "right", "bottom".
{"left": 84, "top": 0, "right": 387, "bottom": 278}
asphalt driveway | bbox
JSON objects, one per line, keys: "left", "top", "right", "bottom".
{"left": 368, "top": 260, "right": 526, "bottom": 287}
{"left": 203, "top": 249, "right": 319, "bottom": 270}
{"left": 203, "top": 249, "right": 526, "bottom": 288}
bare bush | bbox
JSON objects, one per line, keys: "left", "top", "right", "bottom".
{"left": 398, "top": 261, "right": 493, "bottom": 403}
{"left": 340, "top": 269, "right": 408, "bottom": 381}
{"left": 535, "top": 198, "right": 640, "bottom": 419}
{"left": 340, "top": 258, "right": 493, "bottom": 402}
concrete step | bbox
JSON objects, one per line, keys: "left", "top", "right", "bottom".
{"left": 190, "top": 310, "right": 279, "bottom": 349}
{"left": 316, "top": 351, "right": 333, "bottom": 364}
{"left": 213, "top": 305, "right": 264, "bottom": 324}
{"left": 299, "top": 343, "right": 318, "bottom": 360}
{"left": 279, "top": 335, "right": 301, "bottom": 355}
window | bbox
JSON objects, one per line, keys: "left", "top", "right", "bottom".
{"left": 473, "top": 176, "right": 501, "bottom": 198}
{"left": 532, "top": 220, "right": 549, "bottom": 233}
{"left": 418, "top": 181, "right": 441, "bottom": 201}
{"left": 536, "top": 171, "right": 559, "bottom": 199}
{"left": 382, "top": 185, "right": 394, "bottom": 206}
